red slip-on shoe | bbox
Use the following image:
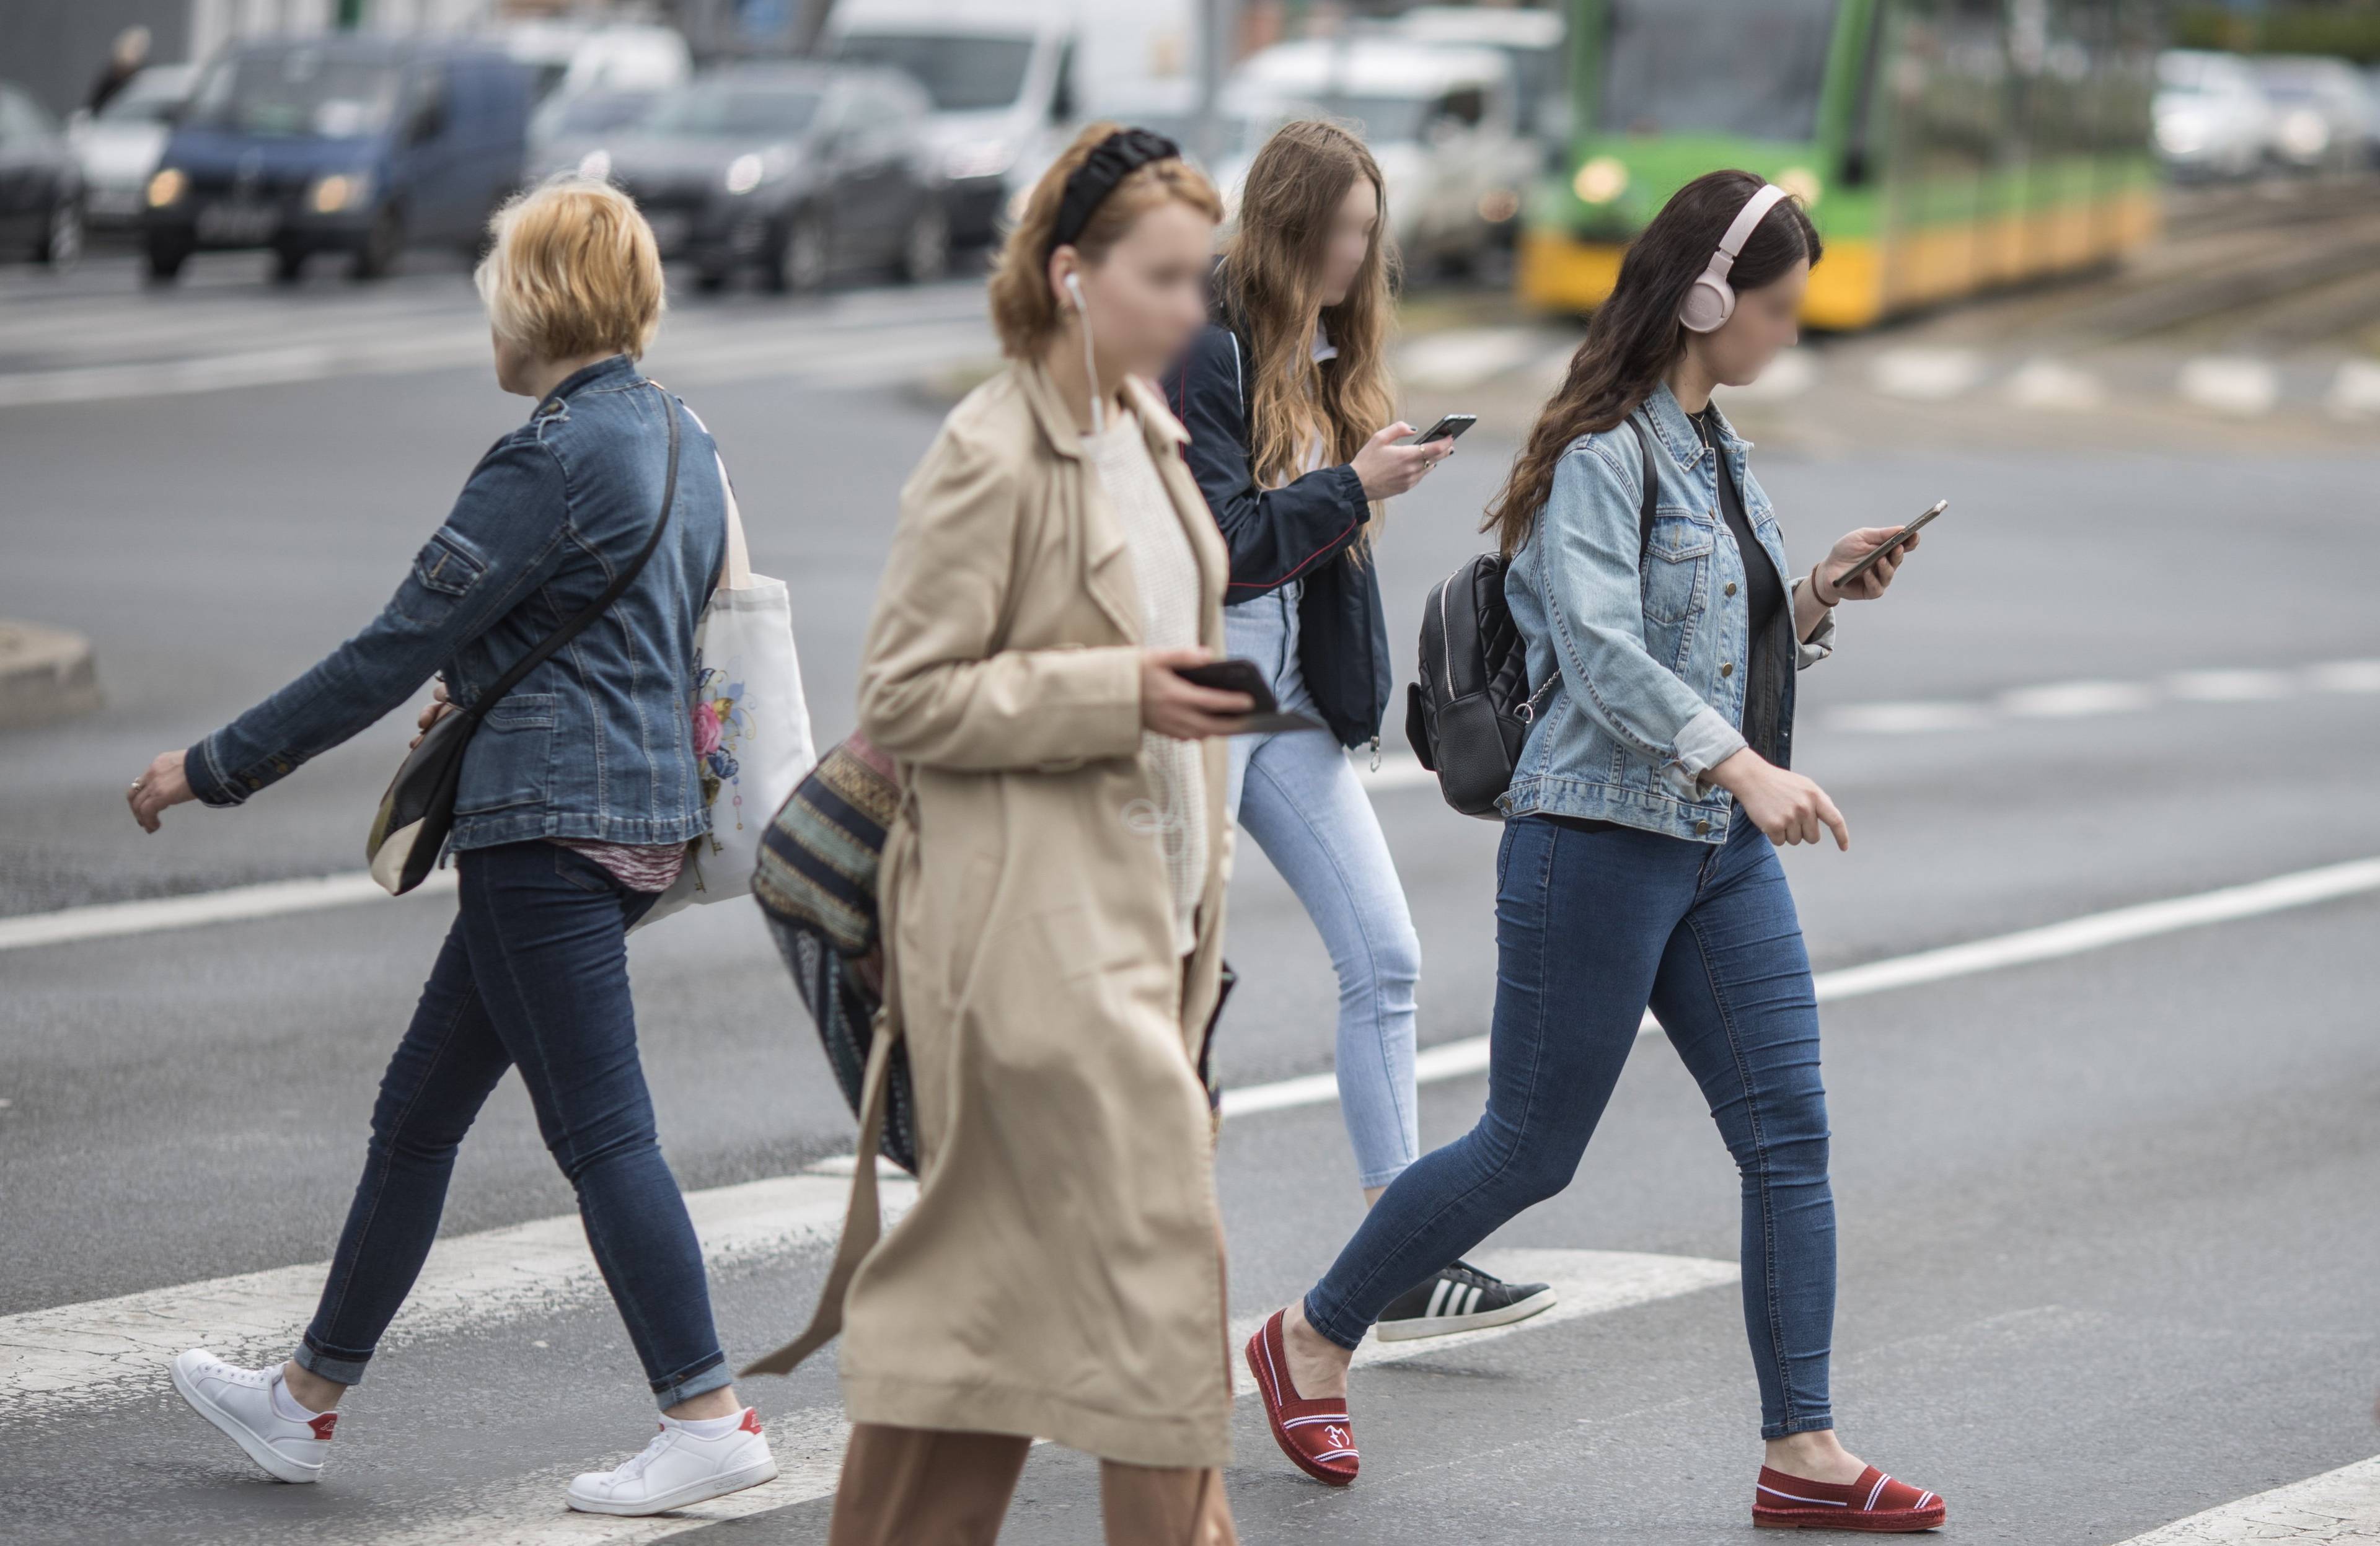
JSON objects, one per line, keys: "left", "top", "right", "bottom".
{"left": 1245, "top": 1310, "right": 1357, "bottom": 1487}
{"left": 1753, "top": 1465, "right": 1946, "bottom": 1532}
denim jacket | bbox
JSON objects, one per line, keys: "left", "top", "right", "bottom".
{"left": 1501, "top": 382, "right": 1835, "bottom": 844}
{"left": 186, "top": 355, "right": 729, "bottom": 851}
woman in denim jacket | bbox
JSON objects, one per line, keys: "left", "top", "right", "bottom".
{"left": 1246, "top": 172, "right": 1949, "bottom": 1532}
{"left": 124, "top": 180, "right": 778, "bottom": 1519}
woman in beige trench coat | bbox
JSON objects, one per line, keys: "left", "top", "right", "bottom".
{"left": 751, "top": 127, "right": 1254, "bottom": 1545}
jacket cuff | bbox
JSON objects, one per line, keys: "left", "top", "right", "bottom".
{"left": 1791, "top": 577, "right": 1838, "bottom": 668}
{"left": 1666, "top": 705, "right": 1747, "bottom": 799}
{"left": 1324, "top": 462, "right": 1368, "bottom": 523}
{"left": 182, "top": 734, "right": 244, "bottom": 807}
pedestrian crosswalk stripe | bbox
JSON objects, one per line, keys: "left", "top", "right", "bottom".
{"left": 2107, "top": 1454, "right": 2380, "bottom": 1544}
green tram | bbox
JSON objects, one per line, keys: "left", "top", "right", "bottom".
{"left": 1521, "top": 0, "right": 2162, "bottom": 328}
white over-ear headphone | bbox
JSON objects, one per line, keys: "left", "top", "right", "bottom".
{"left": 1678, "top": 183, "right": 1789, "bottom": 334}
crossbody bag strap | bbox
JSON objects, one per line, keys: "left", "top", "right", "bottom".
{"left": 464, "top": 381, "right": 681, "bottom": 723}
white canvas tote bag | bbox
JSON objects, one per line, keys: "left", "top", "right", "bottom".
{"left": 641, "top": 454, "right": 814, "bottom": 926}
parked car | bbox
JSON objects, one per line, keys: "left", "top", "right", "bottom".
{"left": 1223, "top": 39, "right": 1524, "bottom": 275}
{"left": 830, "top": 4, "right": 1078, "bottom": 244}
{"left": 69, "top": 62, "right": 198, "bottom": 234}
{"left": 528, "top": 84, "right": 665, "bottom": 167}
{"left": 591, "top": 64, "right": 950, "bottom": 292}
{"left": 1390, "top": 4, "right": 1567, "bottom": 146}
{"left": 0, "top": 81, "right": 86, "bottom": 268}
{"left": 144, "top": 37, "right": 531, "bottom": 283}
{"left": 2154, "top": 49, "right": 2277, "bottom": 181}
{"left": 2250, "top": 55, "right": 2375, "bottom": 173}
{"left": 489, "top": 18, "right": 690, "bottom": 105}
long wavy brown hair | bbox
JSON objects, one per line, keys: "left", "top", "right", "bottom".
{"left": 1485, "top": 169, "right": 1820, "bottom": 556}
{"left": 1219, "top": 119, "right": 1398, "bottom": 543}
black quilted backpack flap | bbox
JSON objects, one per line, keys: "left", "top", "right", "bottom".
{"left": 1406, "top": 414, "right": 1659, "bottom": 819}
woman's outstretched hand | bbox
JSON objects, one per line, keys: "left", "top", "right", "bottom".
{"left": 1709, "top": 749, "right": 1849, "bottom": 850}
{"left": 1350, "top": 421, "right": 1453, "bottom": 501}
{"left": 126, "top": 750, "right": 195, "bottom": 833}
{"left": 1140, "top": 648, "right": 1255, "bottom": 740}
{"left": 1814, "top": 524, "right": 1921, "bottom": 604}
{"left": 412, "top": 681, "right": 456, "bottom": 749}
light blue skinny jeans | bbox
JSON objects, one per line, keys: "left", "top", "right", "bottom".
{"left": 1223, "top": 581, "right": 1422, "bottom": 1190}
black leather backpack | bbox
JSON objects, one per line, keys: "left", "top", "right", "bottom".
{"left": 1406, "top": 415, "right": 1659, "bottom": 818}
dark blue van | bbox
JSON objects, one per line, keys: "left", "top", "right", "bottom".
{"left": 143, "top": 36, "right": 531, "bottom": 283}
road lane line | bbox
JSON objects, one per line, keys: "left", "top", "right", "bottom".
{"left": 0, "top": 1167, "right": 916, "bottom": 1416}
{"left": 2109, "top": 1454, "right": 2380, "bottom": 1543}
{"left": 0, "top": 869, "right": 457, "bottom": 951}
{"left": 299, "top": 1247, "right": 1735, "bottom": 1545}
{"left": 1220, "top": 855, "right": 2380, "bottom": 1120}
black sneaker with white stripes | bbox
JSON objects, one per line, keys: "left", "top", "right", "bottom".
{"left": 1373, "top": 1259, "right": 1556, "bottom": 1342}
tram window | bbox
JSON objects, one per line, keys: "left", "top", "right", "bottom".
{"left": 1842, "top": 4, "right": 1889, "bottom": 185}
{"left": 1597, "top": 0, "right": 1841, "bottom": 143}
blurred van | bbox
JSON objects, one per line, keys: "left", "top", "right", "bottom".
{"left": 1225, "top": 39, "right": 1523, "bottom": 275}
{"left": 2250, "top": 55, "right": 2376, "bottom": 173}
{"left": 829, "top": 1, "right": 1079, "bottom": 244}
{"left": 144, "top": 37, "right": 532, "bottom": 283}
{"left": 490, "top": 19, "right": 692, "bottom": 105}
{"left": 2154, "top": 49, "right": 2276, "bottom": 182}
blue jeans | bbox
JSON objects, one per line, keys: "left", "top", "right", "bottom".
{"left": 1225, "top": 584, "right": 1421, "bottom": 1190}
{"left": 1303, "top": 814, "right": 1836, "bottom": 1438}
{"left": 295, "top": 841, "right": 731, "bottom": 1411}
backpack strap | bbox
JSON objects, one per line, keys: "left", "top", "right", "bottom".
{"left": 1623, "top": 412, "right": 1657, "bottom": 565}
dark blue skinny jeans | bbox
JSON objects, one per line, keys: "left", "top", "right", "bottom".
{"left": 294, "top": 840, "right": 731, "bottom": 1410}
{"left": 1303, "top": 814, "right": 1837, "bottom": 1438}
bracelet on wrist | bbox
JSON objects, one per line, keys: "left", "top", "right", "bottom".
{"left": 1810, "top": 562, "right": 1839, "bottom": 607}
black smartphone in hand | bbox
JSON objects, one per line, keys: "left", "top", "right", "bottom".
{"left": 1171, "top": 659, "right": 1329, "bottom": 735}
{"left": 1407, "top": 413, "right": 1477, "bottom": 446}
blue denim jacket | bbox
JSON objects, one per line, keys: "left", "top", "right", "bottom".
{"left": 187, "top": 355, "right": 729, "bottom": 851}
{"left": 1502, "top": 382, "right": 1835, "bottom": 844}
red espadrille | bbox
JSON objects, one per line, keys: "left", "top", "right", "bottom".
{"left": 1753, "top": 1464, "right": 1946, "bottom": 1532}
{"left": 1245, "top": 1310, "right": 1357, "bottom": 1487}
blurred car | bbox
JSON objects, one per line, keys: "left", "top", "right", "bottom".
{"left": 528, "top": 84, "right": 665, "bottom": 166}
{"left": 2154, "top": 50, "right": 2276, "bottom": 181}
{"left": 69, "top": 62, "right": 198, "bottom": 232}
{"left": 1390, "top": 4, "right": 1567, "bottom": 146}
{"left": 490, "top": 19, "right": 691, "bottom": 106}
{"left": 589, "top": 64, "right": 950, "bottom": 292}
{"left": 831, "top": 4, "right": 1078, "bottom": 244}
{"left": 1223, "top": 39, "right": 1523, "bottom": 274}
{"left": 144, "top": 37, "right": 532, "bottom": 283}
{"left": 2250, "top": 55, "right": 2374, "bottom": 173}
{"left": 0, "top": 81, "right": 85, "bottom": 268}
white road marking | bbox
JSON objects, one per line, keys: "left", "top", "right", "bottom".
{"left": 2109, "top": 1454, "right": 2380, "bottom": 1543}
{"left": 1869, "top": 348, "right": 1985, "bottom": 402}
{"left": 0, "top": 1167, "right": 915, "bottom": 1415}
{"left": 0, "top": 869, "right": 457, "bottom": 952}
{"left": 2329, "top": 360, "right": 2380, "bottom": 419}
{"left": 2004, "top": 358, "right": 2108, "bottom": 412}
{"left": 1396, "top": 327, "right": 1554, "bottom": 390}
{"left": 2179, "top": 356, "right": 2281, "bottom": 418}
{"left": 1716, "top": 346, "right": 1817, "bottom": 403}
{"left": 1220, "top": 854, "right": 2380, "bottom": 1120}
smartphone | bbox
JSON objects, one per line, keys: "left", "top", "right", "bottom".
{"left": 1407, "top": 413, "right": 1477, "bottom": 446}
{"left": 1171, "top": 659, "right": 1329, "bottom": 734}
{"left": 1831, "top": 499, "right": 1947, "bottom": 589}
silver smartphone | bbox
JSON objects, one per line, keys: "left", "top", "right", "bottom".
{"left": 1833, "top": 499, "right": 1946, "bottom": 587}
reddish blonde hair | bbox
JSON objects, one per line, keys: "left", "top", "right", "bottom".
{"left": 986, "top": 121, "right": 1223, "bottom": 360}
{"left": 474, "top": 174, "right": 666, "bottom": 360}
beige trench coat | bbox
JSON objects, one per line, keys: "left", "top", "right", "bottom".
{"left": 747, "top": 362, "right": 1237, "bottom": 1469}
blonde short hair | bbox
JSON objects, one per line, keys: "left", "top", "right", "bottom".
{"left": 474, "top": 175, "right": 666, "bottom": 361}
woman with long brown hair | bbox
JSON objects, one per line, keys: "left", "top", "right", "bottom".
{"left": 1168, "top": 118, "right": 1551, "bottom": 1339}
{"left": 1247, "top": 170, "right": 1947, "bottom": 1532}
{"left": 754, "top": 123, "right": 1244, "bottom": 1545}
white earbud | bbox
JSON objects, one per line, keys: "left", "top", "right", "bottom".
{"left": 1064, "top": 271, "right": 1086, "bottom": 312}
{"left": 1064, "top": 271, "right": 1103, "bottom": 434}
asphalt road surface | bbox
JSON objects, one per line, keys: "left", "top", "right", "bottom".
{"left": 2, "top": 252, "right": 2376, "bottom": 1545}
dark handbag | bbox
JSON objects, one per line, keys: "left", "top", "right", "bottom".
{"left": 366, "top": 384, "right": 681, "bottom": 894}
{"left": 1405, "top": 413, "right": 1657, "bottom": 817}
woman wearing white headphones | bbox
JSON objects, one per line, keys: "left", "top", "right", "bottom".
{"left": 1246, "top": 170, "right": 1946, "bottom": 1532}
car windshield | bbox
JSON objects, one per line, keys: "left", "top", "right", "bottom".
{"left": 644, "top": 82, "right": 821, "bottom": 138}
{"left": 97, "top": 70, "right": 190, "bottom": 123}
{"left": 834, "top": 33, "right": 1033, "bottom": 113}
{"left": 186, "top": 48, "right": 404, "bottom": 138}
{"left": 534, "top": 88, "right": 659, "bottom": 139}
{"left": 1303, "top": 93, "right": 1433, "bottom": 144}
{"left": 1598, "top": 0, "right": 1839, "bottom": 143}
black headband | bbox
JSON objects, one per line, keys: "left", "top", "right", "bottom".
{"left": 1046, "top": 128, "right": 1181, "bottom": 258}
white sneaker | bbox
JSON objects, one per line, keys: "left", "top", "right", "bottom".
{"left": 170, "top": 1349, "right": 337, "bottom": 1483}
{"left": 565, "top": 1408, "right": 778, "bottom": 1516}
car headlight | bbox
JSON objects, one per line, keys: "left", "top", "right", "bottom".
{"left": 2280, "top": 109, "right": 2328, "bottom": 157}
{"left": 1571, "top": 156, "right": 1628, "bottom": 204}
{"left": 2155, "top": 117, "right": 2203, "bottom": 155}
{"left": 578, "top": 148, "right": 612, "bottom": 182}
{"left": 308, "top": 172, "right": 374, "bottom": 214}
{"left": 945, "top": 139, "right": 1017, "bottom": 182}
{"left": 146, "top": 167, "right": 185, "bottom": 208}
{"left": 725, "top": 153, "right": 765, "bottom": 195}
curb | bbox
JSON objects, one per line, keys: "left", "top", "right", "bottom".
{"left": 0, "top": 619, "right": 102, "bottom": 729}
